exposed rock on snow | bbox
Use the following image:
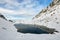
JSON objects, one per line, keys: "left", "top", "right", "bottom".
{"left": 0, "top": 13, "right": 7, "bottom": 20}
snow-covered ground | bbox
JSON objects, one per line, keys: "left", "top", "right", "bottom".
{"left": 0, "top": 0, "right": 60, "bottom": 40}
{"left": 0, "top": 13, "right": 60, "bottom": 40}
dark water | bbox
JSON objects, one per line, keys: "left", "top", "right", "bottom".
{"left": 17, "top": 26, "right": 49, "bottom": 34}
{"left": 14, "top": 23, "right": 54, "bottom": 34}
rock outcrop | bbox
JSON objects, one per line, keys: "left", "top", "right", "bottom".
{"left": 0, "top": 13, "right": 7, "bottom": 20}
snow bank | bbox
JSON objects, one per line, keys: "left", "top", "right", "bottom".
{"left": 0, "top": 15, "right": 60, "bottom": 40}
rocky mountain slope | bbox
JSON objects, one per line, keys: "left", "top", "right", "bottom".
{"left": 33, "top": 0, "right": 60, "bottom": 29}
{"left": 33, "top": 0, "right": 60, "bottom": 19}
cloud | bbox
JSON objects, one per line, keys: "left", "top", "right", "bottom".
{"left": 0, "top": 7, "right": 36, "bottom": 15}
{"left": 0, "top": 0, "right": 44, "bottom": 10}
{"left": 0, "top": 7, "right": 37, "bottom": 20}
{"left": 0, "top": 8, "right": 21, "bottom": 15}
{"left": 0, "top": 0, "right": 52, "bottom": 20}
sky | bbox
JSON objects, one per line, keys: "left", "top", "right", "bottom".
{"left": 0, "top": 0, "right": 52, "bottom": 20}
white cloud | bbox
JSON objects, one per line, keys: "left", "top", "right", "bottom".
{"left": 0, "top": 8, "right": 36, "bottom": 16}
{"left": 0, "top": 8, "right": 20, "bottom": 15}
{"left": 0, "top": 0, "right": 45, "bottom": 20}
